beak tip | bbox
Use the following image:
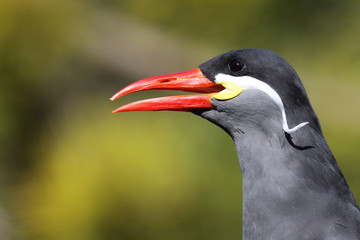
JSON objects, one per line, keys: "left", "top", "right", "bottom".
{"left": 110, "top": 94, "right": 120, "bottom": 101}
{"left": 110, "top": 90, "right": 127, "bottom": 101}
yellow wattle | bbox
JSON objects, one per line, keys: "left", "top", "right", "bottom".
{"left": 213, "top": 82, "right": 245, "bottom": 100}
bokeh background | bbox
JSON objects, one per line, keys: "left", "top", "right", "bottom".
{"left": 1, "top": 0, "right": 359, "bottom": 239}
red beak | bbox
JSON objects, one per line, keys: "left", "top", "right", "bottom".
{"left": 110, "top": 68, "right": 223, "bottom": 113}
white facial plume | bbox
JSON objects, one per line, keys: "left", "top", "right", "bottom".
{"left": 214, "top": 74, "right": 309, "bottom": 134}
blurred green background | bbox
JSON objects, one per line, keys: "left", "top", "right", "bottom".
{"left": 0, "top": 0, "right": 359, "bottom": 239}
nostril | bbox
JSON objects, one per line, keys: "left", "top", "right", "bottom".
{"left": 160, "top": 78, "right": 176, "bottom": 83}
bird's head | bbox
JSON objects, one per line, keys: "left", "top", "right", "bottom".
{"left": 111, "top": 49, "right": 320, "bottom": 136}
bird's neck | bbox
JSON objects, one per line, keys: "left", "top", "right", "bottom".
{"left": 232, "top": 127, "right": 357, "bottom": 239}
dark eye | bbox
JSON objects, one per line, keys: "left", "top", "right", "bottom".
{"left": 228, "top": 58, "right": 245, "bottom": 72}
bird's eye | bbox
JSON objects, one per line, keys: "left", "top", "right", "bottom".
{"left": 228, "top": 58, "right": 245, "bottom": 72}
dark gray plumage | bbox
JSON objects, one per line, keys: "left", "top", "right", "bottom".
{"left": 196, "top": 49, "right": 360, "bottom": 239}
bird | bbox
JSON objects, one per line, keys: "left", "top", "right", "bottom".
{"left": 110, "top": 49, "right": 360, "bottom": 239}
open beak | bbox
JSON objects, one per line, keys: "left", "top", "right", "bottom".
{"left": 110, "top": 68, "right": 224, "bottom": 113}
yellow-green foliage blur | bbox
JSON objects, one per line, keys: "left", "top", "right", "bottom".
{"left": 0, "top": 0, "right": 359, "bottom": 239}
